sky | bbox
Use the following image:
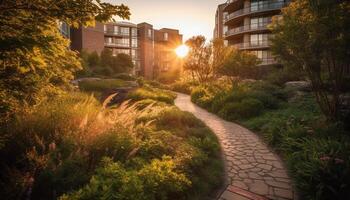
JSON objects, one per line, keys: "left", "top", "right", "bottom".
{"left": 105, "top": 0, "right": 225, "bottom": 41}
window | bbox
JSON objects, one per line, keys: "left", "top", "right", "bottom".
{"left": 250, "top": 0, "right": 268, "bottom": 11}
{"left": 148, "top": 29, "right": 152, "bottom": 38}
{"left": 115, "top": 38, "right": 130, "bottom": 47}
{"left": 104, "top": 25, "right": 107, "bottom": 33}
{"left": 120, "top": 27, "right": 129, "bottom": 35}
{"left": 105, "top": 37, "right": 113, "bottom": 44}
{"left": 132, "top": 28, "right": 137, "bottom": 37}
{"left": 164, "top": 32, "right": 168, "bottom": 41}
{"left": 131, "top": 38, "right": 138, "bottom": 47}
{"left": 250, "top": 17, "right": 271, "bottom": 29}
{"left": 131, "top": 49, "right": 138, "bottom": 59}
{"left": 250, "top": 33, "right": 270, "bottom": 46}
{"left": 113, "top": 49, "right": 130, "bottom": 56}
{"left": 114, "top": 26, "right": 119, "bottom": 34}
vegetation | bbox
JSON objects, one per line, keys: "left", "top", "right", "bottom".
{"left": 0, "top": 88, "right": 223, "bottom": 200}
{"left": 79, "top": 49, "right": 134, "bottom": 77}
{"left": 184, "top": 37, "right": 233, "bottom": 83}
{"left": 270, "top": 0, "right": 350, "bottom": 122}
{"left": 78, "top": 79, "right": 128, "bottom": 92}
{"left": 0, "top": 0, "right": 130, "bottom": 122}
{"left": 127, "top": 85, "right": 177, "bottom": 104}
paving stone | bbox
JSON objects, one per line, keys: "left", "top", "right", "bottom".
{"left": 220, "top": 190, "right": 251, "bottom": 200}
{"left": 174, "top": 93, "right": 295, "bottom": 200}
{"left": 274, "top": 188, "right": 293, "bottom": 199}
{"left": 249, "top": 180, "right": 269, "bottom": 196}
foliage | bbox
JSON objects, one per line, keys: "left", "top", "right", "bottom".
{"left": 80, "top": 49, "right": 134, "bottom": 77}
{"left": 78, "top": 79, "right": 127, "bottom": 92}
{"left": 0, "top": 89, "right": 223, "bottom": 200}
{"left": 190, "top": 81, "right": 283, "bottom": 119}
{"left": 270, "top": 0, "right": 350, "bottom": 121}
{"left": 184, "top": 37, "right": 232, "bottom": 84}
{"left": 127, "top": 86, "right": 176, "bottom": 104}
{"left": 170, "top": 81, "right": 197, "bottom": 95}
{"left": 218, "top": 48, "right": 261, "bottom": 85}
{"left": 242, "top": 94, "right": 350, "bottom": 199}
{"left": 0, "top": 0, "right": 130, "bottom": 121}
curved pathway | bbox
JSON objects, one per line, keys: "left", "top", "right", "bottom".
{"left": 174, "top": 93, "right": 296, "bottom": 200}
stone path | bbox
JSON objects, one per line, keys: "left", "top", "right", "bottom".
{"left": 174, "top": 93, "right": 296, "bottom": 200}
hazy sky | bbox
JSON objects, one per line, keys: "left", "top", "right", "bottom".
{"left": 105, "top": 0, "right": 225, "bottom": 41}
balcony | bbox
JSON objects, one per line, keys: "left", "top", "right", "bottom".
{"left": 223, "top": 0, "right": 244, "bottom": 12}
{"left": 104, "top": 31, "right": 131, "bottom": 37}
{"left": 225, "top": 22, "right": 269, "bottom": 38}
{"left": 232, "top": 40, "right": 271, "bottom": 50}
{"left": 224, "top": 1, "right": 289, "bottom": 24}
{"left": 104, "top": 42, "right": 130, "bottom": 48}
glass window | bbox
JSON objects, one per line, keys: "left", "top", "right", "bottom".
{"left": 131, "top": 49, "right": 138, "bottom": 59}
{"left": 131, "top": 38, "right": 138, "bottom": 47}
{"left": 164, "top": 33, "right": 168, "bottom": 41}
{"left": 114, "top": 26, "right": 119, "bottom": 34}
{"left": 104, "top": 25, "right": 107, "bottom": 32}
{"left": 113, "top": 49, "right": 130, "bottom": 56}
{"left": 105, "top": 37, "right": 113, "bottom": 44}
{"left": 115, "top": 38, "right": 130, "bottom": 47}
{"left": 120, "top": 27, "right": 129, "bottom": 35}
{"left": 132, "top": 28, "right": 137, "bottom": 36}
{"left": 148, "top": 29, "right": 152, "bottom": 38}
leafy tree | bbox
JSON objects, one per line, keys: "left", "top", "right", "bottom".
{"left": 0, "top": 0, "right": 131, "bottom": 121}
{"left": 113, "top": 53, "right": 134, "bottom": 73}
{"left": 218, "top": 48, "right": 261, "bottom": 85}
{"left": 87, "top": 51, "right": 100, "bottom": 68}
{"left": 184, "top": 36, "right": 232, "bottom": 83}
{"left": 270, "top": 0, "right": 350, "bottom": 121}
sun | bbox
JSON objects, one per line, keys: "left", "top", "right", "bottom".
{"left": 175, "top": 45, "right": 189, "bottom": 58}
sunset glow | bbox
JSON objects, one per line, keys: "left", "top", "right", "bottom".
{"left": 175, "top": 45, "right": 189, "bottom": 58}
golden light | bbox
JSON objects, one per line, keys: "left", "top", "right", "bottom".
{"left": 175, "top": 44, "right": 189, "bottom": 58}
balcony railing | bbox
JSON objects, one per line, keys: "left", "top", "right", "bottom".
{"left": 232, "top": 40, "right": 271, "bottom": 50}
{"left": 225, "top": 22, "right": 269, "bottom": 37}
{"left": 104, "top": 30, "right": 135, "bottom": 37}
{"left": 104, "top": 42, "right": 130, "bottom": 48}
{"left": 225, "top": 1, "right": 288, "bottom": 23}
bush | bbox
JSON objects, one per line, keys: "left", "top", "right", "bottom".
{"left": 128, "top": 87, "right": 176, "bottom": 104}
{"left": 79, "top": 79, "right": 127, "bottom": 92}
{"left": 0, "top": 91, "right": 224, "bottom": 200}
{"left": 171, "top": 81, "right": 193, "bottom": 94}
{"left": 112, "top": 73, "right": 136, "bottom": 81}
{"left": 191, "top": 87, "right": 208, "bottom": 104}
{"left": 218, "top": 98, "right": 264, "bottom": 120}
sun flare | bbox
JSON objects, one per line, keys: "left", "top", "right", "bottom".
{"left": 175, "top": 45, "right": 189, "bottom": 58}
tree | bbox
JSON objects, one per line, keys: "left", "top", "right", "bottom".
{"left": 184, "top": 36, "right": 232, "bottom": 83}
{"left": 270, "top": 0, "right": 350, "bottom": 121}
{"left": 218, "top": 48, "right": 261, "bottom": 85}
{"left": 113, "top": 53, "right": 134, "bottom": 73}
{"left": 0, "top": 0, "right": 130, "bottom": 121}
{"left": 88, "top": 51, "right": 100, "bottom": 68}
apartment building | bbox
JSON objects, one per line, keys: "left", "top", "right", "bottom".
{"left": 70, "top": 22, "right": 182, "bottom": 79}
{"left": 103, "top": 22, "right": 141, "bottom": 74}
{"left": 215, "top": 0, "right": 290, "bottom": 66}
{"left": 213, "top": 3, "right": 227, "bottom": 40}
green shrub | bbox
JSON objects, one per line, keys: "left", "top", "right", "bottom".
{"left": 171, "top": 81, "right": 193, "bottom": 94}
{"left": 79, "top": 79, "right": 127, "bottom": 92}
{"left": 218, "top": 98, "right": 264, "bottom": 120}
{"left": 127, "top": 87, "right": 176, "bottom": 104}
{"left": 191, "top": 87, "right": 208, "bottom": 103}
{"left": 112, "top": 73, "right": 136, "bottom": 81}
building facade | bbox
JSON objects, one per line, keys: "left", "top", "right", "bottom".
{"left": 213, "top": 3, "right": 227, "bottom": 40}
{"left": 215, "top": 0, "right": 290, "bottom": 66}
{"left": 103, "top": 22, "right": 141, "bottom": 74}
{"left": 70, "top": 22, "right": 182, "bottom": 79}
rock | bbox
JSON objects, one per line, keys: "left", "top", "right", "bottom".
{"left": 285, "top": 81, "right": 311, "bottom": 91}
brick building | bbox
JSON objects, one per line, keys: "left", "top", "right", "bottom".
{"left": 70, "top": 21, "right": 183, "bottom": 79}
